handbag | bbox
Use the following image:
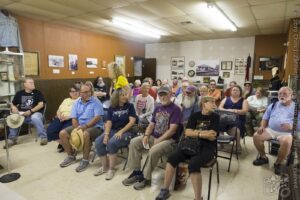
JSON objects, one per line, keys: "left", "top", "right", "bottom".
{"left": 216, "top": 110, "right": 238, "bottom": 126}
{"left": 179, "top": 137, "right": 201, "bottom": 156}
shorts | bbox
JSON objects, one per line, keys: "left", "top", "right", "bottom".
{"left": 64, "top": 126, "right": 102, "bottom": 141}
{"left": 265, "top": 128, "right": 292, "bottom": 140}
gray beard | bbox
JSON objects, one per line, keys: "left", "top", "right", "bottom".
{"left": 98, "top": 82, "right": 105, "bottom": 87}
{"left": 182, "top": 96, "right": 196, "bottom": 109}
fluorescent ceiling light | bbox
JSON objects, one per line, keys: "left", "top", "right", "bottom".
{"left": 111, "top": 18, "right": 162, "bottom": 39}
{"left": 206, "top": 2, "right": 237, "bottom": 32}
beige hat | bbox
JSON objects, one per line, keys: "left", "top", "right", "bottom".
{"left": 6, "top": 114, "right": 25, "bottom": 129}
{"left": 69, "top": 128, "right": 85, "bottom": 151}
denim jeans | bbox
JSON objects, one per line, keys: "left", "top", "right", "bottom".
{"left": 8, "top": 112, "right": 47, "bottom": 140}
{"left": 95, "top": 129, "right": 135, "bottom": 156}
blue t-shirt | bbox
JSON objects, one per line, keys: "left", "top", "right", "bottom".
{"left": 107, "top": 103, "right": 137, "bottom": 130}
{"left": 151, "top": 102, "right": 182, "bottom": 139}
{"left": 70, "top": 96, "right": 104, "bottom": 129}
{"left": 263, "top": 101, "right": 295, "bottom": 132}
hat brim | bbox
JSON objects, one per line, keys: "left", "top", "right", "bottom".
{"left": 69, "top": 129, "right": 85, "bottom": 151}
{"left": 6, "top": 114, "right": 25, "bottom": 129}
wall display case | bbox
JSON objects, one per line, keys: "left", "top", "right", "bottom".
{"left": 0, "top": 51, "right": 25, "bottom": 102}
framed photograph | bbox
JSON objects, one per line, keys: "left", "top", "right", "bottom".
{"left": 221, "top": 61, "right": 232, "bottom": 70}
{"left": 115, "top": 55, "right": 125, "bottom": 72}
{"left": 0, "top": 72, "right": 8, "bottom": 81}
{"left": 223, "top": 72, "right": 230, "bottom": 78}
{"left": 203, "top": 76, "right": 210, "bottom": 83}
{"left": 24, "top": 51, "right": 39, "bottom": 76}
{"left": 48, "top": 55, "right": 64, "bottom": 68}
{"left": 196, "top": 60, "right": 219, "bottom": 76}
{"left": 234, "top": 58, "right": 246, "bottom": 75}
{"left": 171, "top": 57, "right": 185, "bottom": 70}
{"left": 171, "top": 69, "right": 185, "bottom": 80}
{"left": 69, "top": 54, "right": 78, "bottom": 70}
{"left": 259, "top": 56, "right": 282, "bottom": 71}
{"left": 86, "top": 58, "right": 98, "bottom": 68}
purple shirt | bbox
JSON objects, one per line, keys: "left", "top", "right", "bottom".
{"left": 151, "top": 102, "right": 182, "bottom": 139}
{"left": 132, "top": 87, "right": 141, "bottom": 97}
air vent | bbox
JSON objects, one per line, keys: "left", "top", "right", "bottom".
{"left": 180, "top": 21, "right": 193, "bottom": 25}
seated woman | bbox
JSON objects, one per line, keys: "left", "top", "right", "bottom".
{"left": 134, "top": 82, "right": 154, "bottom": 133}
{"left": 131, "top": 79, "right": 141, "bottom": 102}
{"left": 218, "top": 85, "right": 249, "bottom": 151}
{"left": 155, "top": 96, "right": 219, "bottom": 200}
{"left": 245, "top": 87, "right": 268, "bottom": 136}
{"left": 47, "top": 84, "right": 80, "bottom": 151}
{"left": 94, "top": 88, "right": 137, "bottom": 180}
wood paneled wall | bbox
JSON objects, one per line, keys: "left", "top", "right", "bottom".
{"left": 17, "top": 16, "right": 145, "bottom": 80}
{"left": 253, "top": 34, "right": 287, "bottom": 81}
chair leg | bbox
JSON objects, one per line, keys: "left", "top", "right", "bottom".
{"left": 235, "top": 139, "right": 239, "bottom": 160}
{"left": 141, "top": 156, "right": 149, "bottom": 172}
{"left": 208, "top": 167, "right": 213, "bottom": 200}
{"left": 216, "top": 161, "right": 220, "bottom": 184}
{"left": 228, "top": 140, "right": 234, "bottom": 172}
{"left": 123, "top": 158, "right": 128, "bottom": 170}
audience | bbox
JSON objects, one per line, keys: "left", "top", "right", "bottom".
{"left": 132, "top": 79, "right": 141, "bottom": 100}
{"left": 253, "top": 87, "right": 294, "bottom": 175}
{"left": 171, "top": 79, "right": 179, "bottom": 95}
{"left": 47, "top": 84, "right": 80, "bottom": 152}
{"left": 224, "top": 81, "right": 237, "bottom": 97}
{"left": 198, "top": 85, "right": 209, "bottom": 99}
{"left": 245, "top": 87, "right": 268, "bottom": 136}
{"left": 122, "top": 85, "right": 182, "bottom": 190}
{"left": 207, "top": 80, "right": 221, "bottom": 106}
{"left": 155, "top": 96, "right": 219, "bottom": 200}
{"left": 219, "top": 85, "right": 249, "bottom": 151}
{"left": 59, "top": 83, "right": 104, "bottom": 172}
{"left": 94, "top": 88, "right": 137, "bottom": 180}
{"left": 243, "top": 81, "right": 255, "bottom": 99}
{"left": 143, "top": 77, "right": 157, "bottom": 100}
{"left": 5, "top": 77, "right": 47, "bottom": 148}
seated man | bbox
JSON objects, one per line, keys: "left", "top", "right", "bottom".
{"left": 245, "top": 87, "right": 268, "bottom": 136}
{"left": 59, "top": 83, "right": 104, "bottom": 172}
{"left": 5, "top": 77, "right": 47, "bottom": 148}
{"left": 207, "top": 80, "right": 221, "bottom": 106}
{"left": 122, "top": 85, "right": 182, "bottom": 190}
{"left": 253, "top": 87, "right": 294, "bottom": 175}
{"left": 175, "top": 85, "right": 200, "bottom": 125}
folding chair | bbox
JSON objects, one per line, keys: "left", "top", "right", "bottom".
{"left": 215, "top": 110, "right": 239, "bottom": 172}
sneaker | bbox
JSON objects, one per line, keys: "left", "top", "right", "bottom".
{"left": 253, "top": 156, "right": 269, "bottom": 166}
{"left": 3, "top": 139, "right": 17, "bottom": 149}
{"left": 122, "top": 170, "right": 142, "bottom": 186}
{"left": 105, "top": 169, "right": 115, "bottom": 180}
{"left": 94, "top": 167, "right": 107, "bottom": 176}
{"left": 60, "top": 155, "right": 76, "bottom": 168}
{"left": 155, "top": 188, "right": 170, "bottom": 200}
{"left": 133, "top": 178, "right": 151, "bottom": 190}
{"left": 40, "top": 138, "right": 48, "bottom": 146}
{"left": 75, "top": 160, "right": 89, "bottom": 172}
{"left": 274, "top": 163, "right": 282, "bottom": 175}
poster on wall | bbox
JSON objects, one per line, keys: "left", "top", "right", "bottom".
{"left": 69, "top": 54, "right": 78, "bottom": 70}
{"left": 171, "top": 57, "right": 185, "bottom": 69}
{"left": 234, "top": 58, "right": 247, "bottom": 75}
{"left": 195, "top": 60, "right": 219, "bottom": 76}
{"left": 115, "top": 55, "right": 126, "bottom": 73}
{"left": 86, "top": 58, "right": 98, "bottom": 68}
{"left": 48, "top": 55, "right": 64, "bottom": 68}
{"left": 171, "top": 69, "right": 185, "bottom": 80}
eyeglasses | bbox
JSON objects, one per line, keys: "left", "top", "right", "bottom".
{"left": 210, "top": 83, "right": 216, "bottom": 85}
{"left": 158, "top": 93, "right": 168, "bottom": 97}
{"left": 70, "top": 90, "right": 78, "bottom": 93}
{"left": 80, "top": 91, "right": 90, "bottom": 94}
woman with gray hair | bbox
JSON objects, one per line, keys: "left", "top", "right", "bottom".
{"left": 94, "top": 88, "right": 137, "bottom": 180}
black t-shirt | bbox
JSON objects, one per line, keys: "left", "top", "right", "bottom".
{"left": 94, "top": 84, "right": 108, "bottom": 102}
{"left": 12, "top": 89, "right": 45, "bottom": 113}
{"left": 186, "top": 111, "right": 220, "bottom": 150}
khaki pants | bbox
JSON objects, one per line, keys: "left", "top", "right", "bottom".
{"left": 127, "top": 135, "right": 176, "bottom": 180}
{"left": 245, "top": 110, "right": 264, "bottom": 136}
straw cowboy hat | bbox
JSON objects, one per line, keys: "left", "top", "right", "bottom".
{"left": 6, "top": 114, "right": 25, "bottom": 129}
{"left": 69, "top": 128, "right": 85, "bottom": 151}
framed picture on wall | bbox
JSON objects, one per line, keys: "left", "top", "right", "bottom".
{"left": 171, "top": 57, "right": 185, "bottom": 70}
{"left": 221, "top": 61, "right": 232, "bottom": 70}
{"left": 24, "top": 51, "right": 39, "bottom": 76}
{"left": 223, "top": 72, "right": 230, "bottom": 78}
{"left": 115, "top": 55, "right": 126, "bottom": 73}
{"left": 86, "top": 58, "right": 98, "bottom": 68}
{"left": 0, "top": 72, "right": 8, "bottom": 81}
{"left": 69, "top": 54, "right": 78, "bottom": 70}
{"left": 259, "top": 56, "right": 282, "bottom": 71}
{"left": 48, "top": 55, "right": 64, "bottom": 68}
{"left": 203, "top": 76, "right": 210, "bottom": 83}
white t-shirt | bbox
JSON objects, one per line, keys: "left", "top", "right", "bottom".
{"left": 134, "top": 94, "right": 155, "bottom": 122}
{"left": 247, "top": 95, "right": 268, "bottom": 109}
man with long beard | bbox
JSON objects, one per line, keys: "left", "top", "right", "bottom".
{"left": 175, "top": 85, "right": 200, "bottom": 124}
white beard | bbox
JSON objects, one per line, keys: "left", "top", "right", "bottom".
{"left": 182, "top": 96, "right": 196, "bottom": 109}
{"left": 98, "top": 82, "right": 105, "bottom": 87}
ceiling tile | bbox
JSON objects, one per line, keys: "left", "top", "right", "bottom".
{"left": 147, "top": 19, "right": 191, "bottom": 35}
{"left": 286, "top": 0, "right": 300, "bottom": 18}
{"left": 138, "top": 0, "right": 185, "bottom": 18}
{"left": 215, "top": 0, "right": 249, "bottom": 9}
{"left": 89, "top": 0, "right": 130, "bottom": 8}
{"left": 50, "top": 0, "right": 107, "bottom": 12}
{"left": 58, "top": 17, "right": 104, "bottom": 28}
{"left": 76, "top": 14, "right": 110, "bottom": 26}
{"left": 260, "top": 27, "right": 284, "bottom": 34}
{"left": 248, "top": 0, "right": 287, "bottom": 6}
{"left": 114, "top": 4, "right": 160, "bottom": 21}
{"left": 21, "top": 0, "right": 84, "bottom": 16}
{"left": 257, "top": 19, "right": 285, "bottom": 30}
{"left": 5, "top": 3, "right": 65, "bottom": 20}
{"left": 182, "top": 23, "right": 214, "bottom": 34}
{"left": 0, "top": 0, "right": 15, "bottom": 6}
{"left": 252, "top": 2, "right": 286, "bottom": 19}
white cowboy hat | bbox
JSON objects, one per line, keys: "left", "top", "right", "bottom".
{"left": 6, "top": 114, "right": 25, "bottom": 129}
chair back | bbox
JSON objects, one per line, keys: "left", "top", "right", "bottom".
{"left": 215, "top": 109, "right": 239, "bottom": 126}
{"left": 174, "top": 123, "right": 184, "bottom": 142}
{"left": 42, "top": 103, "right": 47, "bottom": 123}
